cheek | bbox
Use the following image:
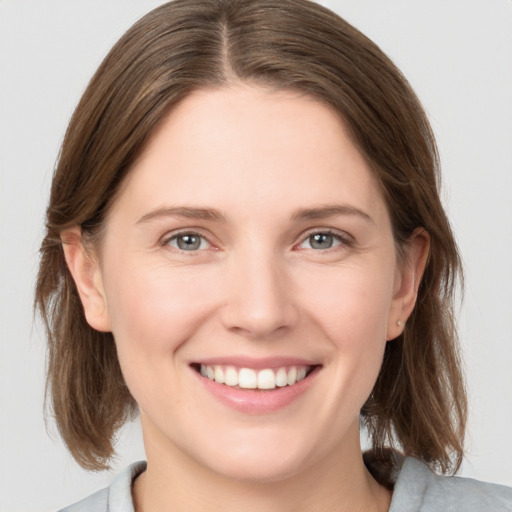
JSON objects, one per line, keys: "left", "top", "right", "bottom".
{"left": 101, "top": 262, "right": 223, "bottom": 418}
{"left": 303, "top": 261, "right": 395, "bottom": 343}
{"left": 102, "top": 262, "right": 219, "bottom": 367}
{"left": 303, "top": 262, "right": 395, "bottom": 397}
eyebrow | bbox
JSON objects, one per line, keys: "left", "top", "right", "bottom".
{"left": 136, "top": 203, "right": 373, "bottom": 225}
{"left": 291, "top": 204, "right": 373, "bottom": 224}
{"left": 136, "top": 206, "right": 226, "bottom": 224}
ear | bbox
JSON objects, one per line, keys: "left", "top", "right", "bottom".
{"left": 387, "top": 228, "right": 430, "bottom": 340}
{"left": 61, "top": 226, "right": 111, "bottom": 332}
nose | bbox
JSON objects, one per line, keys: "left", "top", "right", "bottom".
{"left": 220, "top": 249, "right": 299, "bottom": 340}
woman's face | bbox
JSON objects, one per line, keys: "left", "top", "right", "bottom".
{"left": 78, "top": 85, "right": 421, "bottom": 482}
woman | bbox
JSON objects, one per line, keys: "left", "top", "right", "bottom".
{"left": 35, "top": 0, "right": 512, "bottom": 510}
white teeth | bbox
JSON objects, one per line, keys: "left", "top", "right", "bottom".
{"left": 214, "top": 365, "right": 225, "bottom": 384}
{"left": 257, "top": 369, "right": 276, "bottom": 390}
{"left": 275, "top": 367, "right": 288, "bottom": 387}
{"left": 238, "top": 368, "right": 257, "bottom": 389}
{"left": 287, "top": 367, "right": 297, "bottom": 386}
{"left": 199, "top": 364, "right": 311, "bottom": 390}
{"left": 224, "top": 366, "right": 238, "bottom": 386}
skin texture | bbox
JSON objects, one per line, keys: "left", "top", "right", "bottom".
{"left": 63, "top": 85, "right": 429, "bottom": 512}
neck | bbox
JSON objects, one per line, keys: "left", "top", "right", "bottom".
{"left": 133, "top": 423, "right": 392, "bottom": 512}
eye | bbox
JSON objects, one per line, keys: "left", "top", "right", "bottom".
{"left": 165, "top": 232, "right": 210, "bottom": 251}
{"left": 298, "top": 231, "right": 344, "bottom": 250}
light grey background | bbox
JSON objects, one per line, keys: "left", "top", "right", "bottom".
{"left": 0, "top": 1, "right": 511, "bottom": 511}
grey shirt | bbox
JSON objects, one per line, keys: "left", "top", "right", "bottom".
{"left": 59, "top": 457, "right": 512, "bottom": 511}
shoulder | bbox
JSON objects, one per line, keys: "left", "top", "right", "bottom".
{"left": 57, "top": 487, "right": 109, "bottom": 512}
{"left": 57, "top": 461, "right": 147, "bottom": 512}
{"left": 390, "top": 457, "right": 512, "bottom": 512}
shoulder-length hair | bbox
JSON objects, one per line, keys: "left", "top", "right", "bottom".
{"left": 36, "top": 0, "right": 466, "bottom": 475}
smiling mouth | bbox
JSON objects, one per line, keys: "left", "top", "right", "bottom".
{"left": 191, "top": 364, "right": 318, "bottom": 390}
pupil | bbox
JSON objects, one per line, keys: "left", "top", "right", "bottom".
{"left": 178, "top": 234, "right": 200, "bottom": 250}
{"left": 311, "top": 233, "right": 333, "bottom": 249}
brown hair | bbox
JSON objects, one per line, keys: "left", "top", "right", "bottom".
{"left": 36, "top": 0, "right": 466, "bottom": 475}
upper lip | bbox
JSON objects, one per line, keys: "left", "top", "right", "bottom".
{"left": 190, "top": 356, "right": 320, "bottom": 370}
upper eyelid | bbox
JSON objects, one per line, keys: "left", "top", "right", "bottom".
{"left": 296, "top": 227, "right": 353, "bottom": 244}
{"left": 161, "top": 229, "right": 213, "bottom": 247}
{"left": 158, "top": 226, "right": 353, "bottom": 248}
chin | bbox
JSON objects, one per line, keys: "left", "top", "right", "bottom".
{"left": 204, "top": 452, "right": 307, "bottom": 484}
{"left": 187, "top": 428, "right": 322, "bottom": 484}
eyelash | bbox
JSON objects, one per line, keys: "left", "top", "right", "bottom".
{"left": 296, "top": 229, "right": 353, "bottom": 251}
{"left": 161, "top": 230, "right": 212, "bottom": 252}
{"left": 160, "top": 228, "right": 353, "bottom": 253}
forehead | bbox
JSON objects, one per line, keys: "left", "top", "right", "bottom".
{"left": 109, "top": 85, "right": 388, "bottom": 225}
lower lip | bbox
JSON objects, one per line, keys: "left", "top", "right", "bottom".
{"left": 193, "top": 367, "right": 320, "bottom": 415}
